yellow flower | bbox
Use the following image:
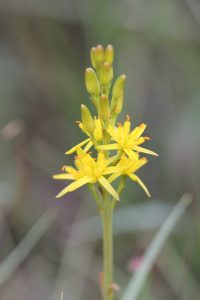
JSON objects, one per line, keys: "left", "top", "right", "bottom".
{"left": 108, "top": 154, "right": 151, "bottom": 197}
{"left": 53, "top": 149, "right": 119, "bottom": 200}
{"left": 97, "top": 117, "right": 158, "bottom": 159}
{"left": 66, "top": 117, "right": 103, "bottom": 155}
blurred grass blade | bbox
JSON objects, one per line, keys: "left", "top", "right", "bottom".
{"left": 60, "top": 291, "right": 64, "bottom": 300}
{"left": 157, "top": 242, "right": 200, "bottom": 300}
{"left": 121, "top": 193, "right": 192, "bottom": 300}
{"left": 69, "top": 201, "right": 189, "bottom": 244}
{"left": 0, "top": 207, "right": 58, "bottom": 286}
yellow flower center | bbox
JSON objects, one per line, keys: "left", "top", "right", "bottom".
{"left": 74, "top": 152, "right": 107, "bottom": 181}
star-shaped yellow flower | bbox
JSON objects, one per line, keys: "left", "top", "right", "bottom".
{"left": 108, "top": 154, "right": 151, "bottom": 197}
{"left": 53, "top": 148, "right": 119, "bottom": 200}
{"left": 66, "top": 117, "right": 102, "bottom": 155}
{"left": 97, "top": 117, "right": 158, "bottom": 159}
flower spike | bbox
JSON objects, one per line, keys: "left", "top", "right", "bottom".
{"left": 54, "top": 45, "right": 158, "bottom": 202}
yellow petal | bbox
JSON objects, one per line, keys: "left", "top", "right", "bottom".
{"left": 108, "top": 125, "right": 119, "bottom": 141}
{"left": 136, "top": 137, "right": 146, "bottom": 145}
{"left": 97, "top": 143, "right": 120, "bottom": 151}
{"left": 79, "top": 122, "right": 89, "bottom": 135}
{"left": 83, "top": 140, "right": 93, "bottom": 152}
{"left": 123, "top": 120, "right": 130, "bottom": 135}
{"left": 129, "top": 157, "right": 148, "bottom": 173}
{"left": 63, "top": 166, "right": 77, "bottom": 175}
{"left": 128, "top": 173, "right": 151, "bottom": 197}
{"left": 98, "top": 176, "right": 119, "bottom": 201}
{"left": 104, "top": 166, "right": 124, "bottom": 175}
{"left": 97, "top": 151, "right": 105, "bottom": 161}
{"left": 56, "top": 176, "right": 91, "bottom": 198}
{"left": 124, "top": 148, "right": 138, "bottom": 160}
{"left": 130, "top": 123, "right": 147, "bottom": 140}
{"left": 93, "top": 118, "right": 103, "bottom": 141}
{"left": 65, "top": 138, "right": 91, "bottom": 155}
{"left": 76, "top": 146, "right": 87, "bottom": 157}
{"left": 53, "top": 174, "right": 74, "bottom": 180}
{"left": 134, "top": 146, "right": 159, "bottom": 156}
{"left": 75, "top": 151, "right": 94, "bottom": 170}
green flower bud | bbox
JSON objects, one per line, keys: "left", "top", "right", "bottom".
{"left": 99, "top": 94, "right": 110, "bottom": 121}
{"left": 105, "top": 45, "right": 114, "bottom": 64}
{"left": 90, "top": 47, "right": 97, "bottom": 68}
{"left": 112, "top": 96, "right": 123, "bottom": 115}
{"left": 95, "top": 45, "right": 105, "bottom": 63}
{"left": 112, "top": 74, "right": 126, "bottom": 99}
{"left": 111, "top": 75, "right": 126, "bottom": 117}
{"left": 81, "top": 104, "right": 94, "bottom": 134}
{"left": 98, "top": 62, "right": 113, "bottom": 85}
{"left": 85, "top": 68, "right": 100, "bottom": 96}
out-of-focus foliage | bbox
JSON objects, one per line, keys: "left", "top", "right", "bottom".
{"left": 0, "top": 1, "right": 200, "bottom": 299}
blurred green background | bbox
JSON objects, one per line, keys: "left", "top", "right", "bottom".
{"left": 0, "top": 0, "right": 200, "bottom": 299}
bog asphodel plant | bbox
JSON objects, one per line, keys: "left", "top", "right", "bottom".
{"left": 53, "top": 45, "right": 158, "bottom": 300}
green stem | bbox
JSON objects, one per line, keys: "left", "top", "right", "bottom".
{"left": 88, "top": 183, "right": 102, "bottom": 212}
{"left": 101, "top": 195, "right": 113, "bottom": 300}
{"left": 112, "top": 175, "right": 126, "bottom": 209}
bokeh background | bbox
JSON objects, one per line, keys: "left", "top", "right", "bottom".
{"left": 0, "top": 1, "right": 200, "bottom": 299}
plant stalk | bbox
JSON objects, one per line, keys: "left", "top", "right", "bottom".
{"left": 101, "top": 195, "right": 113, "bottom": 300}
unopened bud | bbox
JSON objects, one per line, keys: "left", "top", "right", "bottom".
{"left": 112, "top": 75, "right": 126, "bottom": 99}
{"left": 90, "top": 47, "right": 97, "bottom": 68}
{"left": 81, "top": 104, "right": 94, "bottom": 134}
{"left": 99, "top": 95, "right": 110, "bottom": 121}
{"left": 95, "top": 45, "right": 105, "bottom": 63}
{"left": 112, "top": 96, "right": 123, "bottom": 115}
{"left": 85, "top": 68, "right": 100, "bottom": 96}
{"left": 98, "top": 62, "right": 113, "bottom": 85}
{"left": 105, "top": 45, "right": 114, "bottom": 64}
{"left": 111, "top": 75, "right": 126, "bottom": 116}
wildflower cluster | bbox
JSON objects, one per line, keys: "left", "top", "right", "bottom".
{"left": 53, "top": 45, "right": 158, "bottom": 204}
